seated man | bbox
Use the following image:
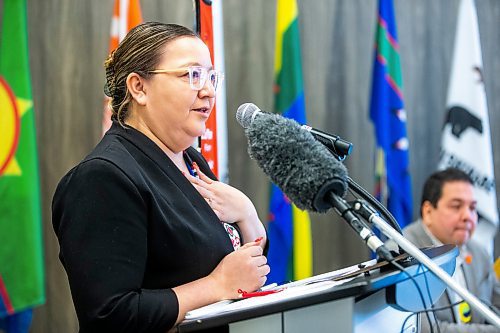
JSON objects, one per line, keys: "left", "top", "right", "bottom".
{"left": 403, "top": 168, "right": 499, "bottom": 332}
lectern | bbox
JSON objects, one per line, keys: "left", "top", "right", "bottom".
{"left": 176, "top": 245, "right": 457, "bottom": 333}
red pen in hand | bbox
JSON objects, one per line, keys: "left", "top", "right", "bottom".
{"left": 237, "top": 288, "right": 283, "bottom": 298}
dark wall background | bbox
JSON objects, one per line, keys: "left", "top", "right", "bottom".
{"left": 0, "top": 0, "right": 498, "bottom": 331}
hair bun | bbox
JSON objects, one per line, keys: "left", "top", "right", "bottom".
{"left": 103, "top": 83, "right": 112, "bottom": 97}
{"left": 104, "top": 51, "right": 116, "bottom": 97}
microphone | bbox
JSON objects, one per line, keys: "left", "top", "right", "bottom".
{"left": 236, "top": 103, "right": 353, "bottom": 161}
{"left": 236, "top": 102, "right": 348, "bottom": 212}
{"left": 236, "top": 102, "right": 394, "bottom": 260}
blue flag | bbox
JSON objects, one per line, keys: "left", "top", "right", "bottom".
{"left": 369, "top": 0, "right": 412, "bottom": 229}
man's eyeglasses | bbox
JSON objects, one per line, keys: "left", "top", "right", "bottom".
{"left": 148, "top": 66, "right": 224, "bottom": 92}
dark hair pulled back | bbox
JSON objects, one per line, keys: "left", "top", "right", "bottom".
{"left": 104, "top": 22, "right": 197, "bottom": 125}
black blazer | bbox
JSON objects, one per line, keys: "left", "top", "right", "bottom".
{"left": 52, "top": 123, "right": 238, "bottom": 333}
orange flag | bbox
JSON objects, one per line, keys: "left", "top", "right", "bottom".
{"left": 103, "top": 0, "right": 143, "bottom": 134}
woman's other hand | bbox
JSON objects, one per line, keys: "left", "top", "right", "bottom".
{"left": 187, "top": 163, "right": 255, "bottom": 223}
{"left": 186, "top": 164, "right": 267, "bottom": 247}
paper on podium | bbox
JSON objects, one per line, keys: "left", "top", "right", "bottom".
{"left": 184, "top": 260, "right": 375, "bottom": 320}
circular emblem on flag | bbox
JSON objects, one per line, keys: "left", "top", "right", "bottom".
{"left": 0, "top": 76, "right": 21, "bottom": 176}
{"left": 458, "top": 301, "right": 472, "bottom": 323}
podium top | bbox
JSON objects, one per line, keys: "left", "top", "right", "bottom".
{"left": 177, "top": 244, "right": 458, "bottom": 332}
{"left": 346, "top": 244, "right": 458, "bottom": 291}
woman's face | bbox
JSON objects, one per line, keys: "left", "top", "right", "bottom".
{"left": 138, "top": 36, "right": 216, "bottom": 152}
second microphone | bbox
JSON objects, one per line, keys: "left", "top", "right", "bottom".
{"left": 236, "top": 103, "right": 353, "bottom": 161}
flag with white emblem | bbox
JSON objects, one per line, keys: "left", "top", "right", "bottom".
{"left": 438, "top": 0, "right": 498, "bottom": 255}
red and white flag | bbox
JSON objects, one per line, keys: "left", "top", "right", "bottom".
{"left": 197, "top": 0, "right": 228, "bottom": 182}
{"left": 103, "top": 0, "right": 143, "bottom": 134}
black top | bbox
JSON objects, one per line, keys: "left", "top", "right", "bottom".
{"left": 52, "top": 122, "right": 238, "bottom": 333}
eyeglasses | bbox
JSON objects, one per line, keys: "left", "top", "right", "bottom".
{"left": 148, "top": 66, "right": 224, "bottom": 92}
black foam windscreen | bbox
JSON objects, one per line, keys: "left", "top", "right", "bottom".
{"left": 237, "top": 103, "right": 348, "bottom": 213}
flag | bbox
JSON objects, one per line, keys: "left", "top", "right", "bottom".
{"left": 369, "top": 0, "right": 412, "bottom": 230}
{"left": 196, "top": 0, "right": 229, "bottom": 182}
{"left": 266, "top": 0, "right": 312, "bottom": 284}
{"left": 0, "top": 0, "right": 45, "bottom": 329}
{"left": 102, "top": 0, "right": 143, "bottom": 134}
{"left": 438, "top": 0, "right": 498, "bottom": 255}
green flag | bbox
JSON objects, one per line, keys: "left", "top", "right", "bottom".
{"left": 0, "top": 0, "right": 45, "bottom": 316}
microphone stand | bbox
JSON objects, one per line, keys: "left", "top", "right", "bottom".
{"left": 353, "top": 200, "right": 500, "bottom": 328}
{"left": 347, "top": 176, "right": 403, "bottom": 234}
{"left": 328, "top": 193, "right": 394, "bottom": 262}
